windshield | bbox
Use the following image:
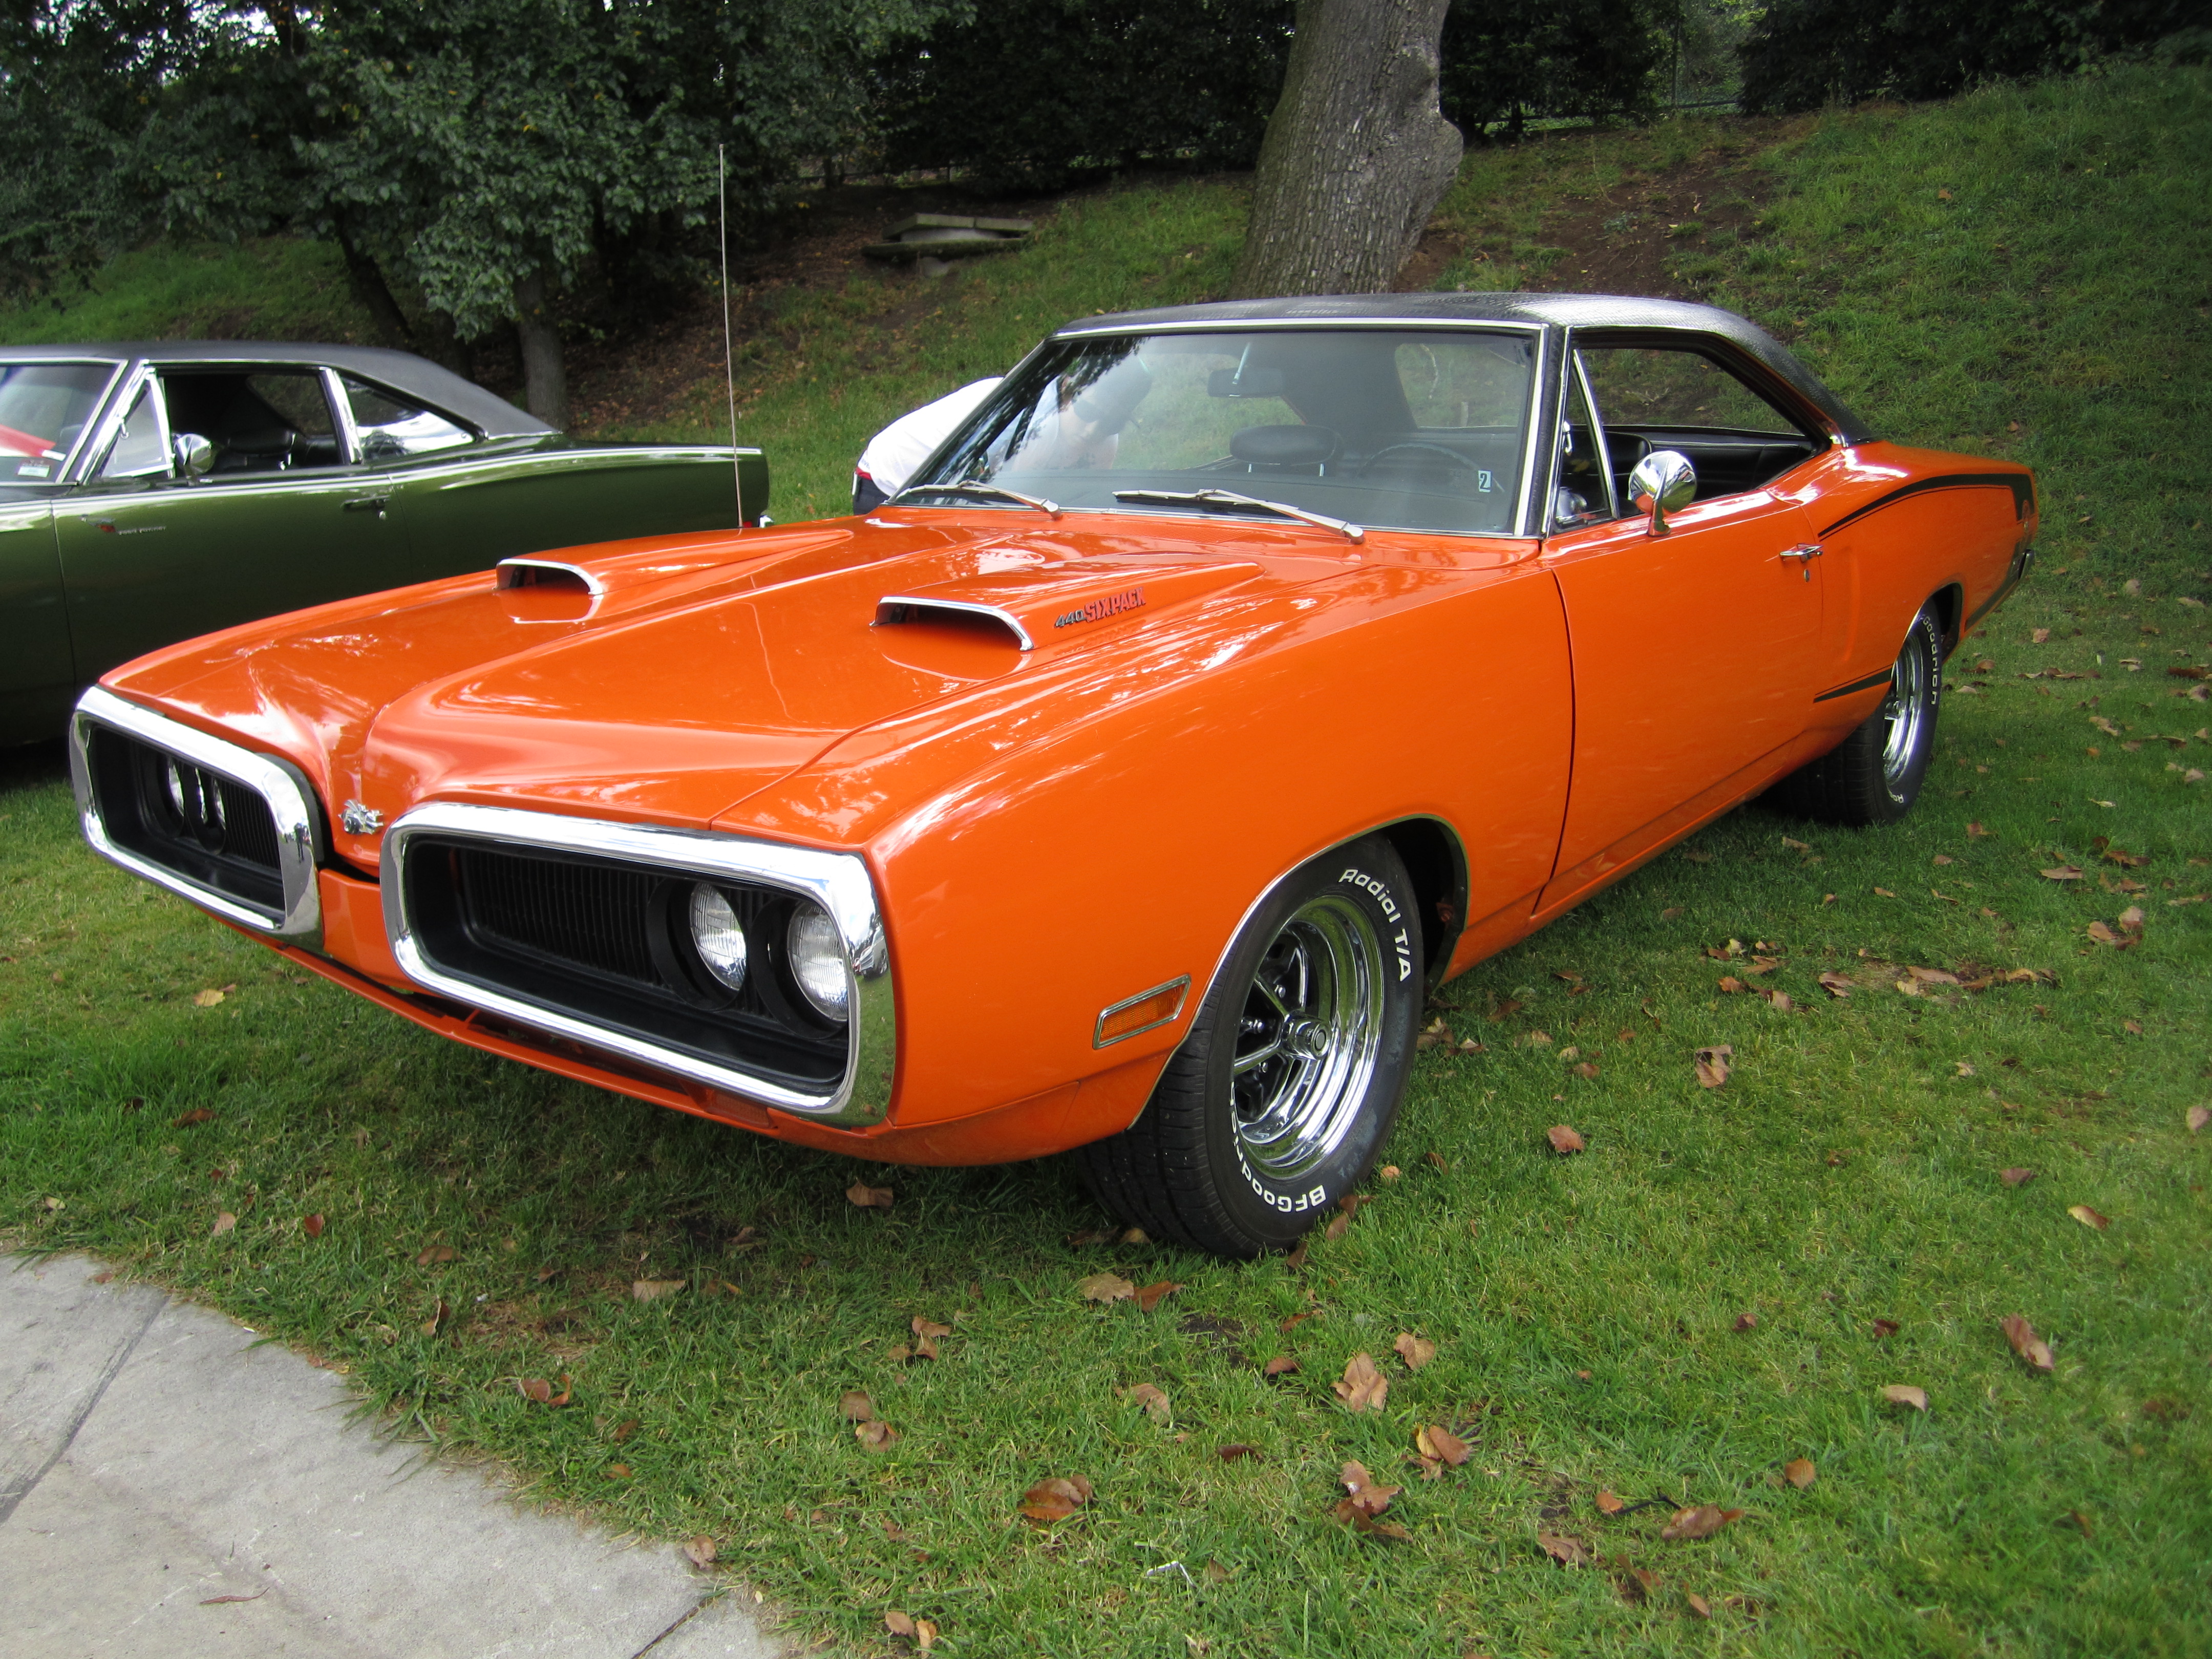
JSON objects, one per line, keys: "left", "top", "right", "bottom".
{"left": 909, "top": 328, "right": 1539, "bottom": 536}
{"left": 0, "top": 361, "right": 118, "bottom": 483}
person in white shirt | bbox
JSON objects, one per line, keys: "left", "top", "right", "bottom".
{"left": 851, "top": 377, "right": 1002, "bottom": 513}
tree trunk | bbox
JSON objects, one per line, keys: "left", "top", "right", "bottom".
{"left": 513, "top": 269, "right": 569, "bottom": 431}
{"left": 1229, "top": 0, "right": 1463, "bottom": 300}
{"left": 332, "top": 223, "right": 417, "bottom": 353}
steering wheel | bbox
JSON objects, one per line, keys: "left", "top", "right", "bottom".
{"left": 1358, "top": 440, "right": 1477, "bottom": 477}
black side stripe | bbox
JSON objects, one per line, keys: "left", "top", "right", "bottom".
{"left": 1819, "top": 472, "right": 2033, "bottom": 539}
{"left": 1815, "top": 666, "right": 1895, "bottom": 703}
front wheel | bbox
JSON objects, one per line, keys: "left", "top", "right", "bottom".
{"left": 1777, "top": 602, "right": 1944, "bottom": 825}
{"left": 1076, "top": 836, "right": 1422, "bottom": 1257}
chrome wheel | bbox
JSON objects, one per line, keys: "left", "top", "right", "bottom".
{"left": 1879, "top": 620, "right": 1934, "bottom": 799}
{"left": 1231, "top": 895, "right": 1385, "bottom": 1181}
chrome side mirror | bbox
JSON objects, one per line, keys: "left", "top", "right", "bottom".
{"left": 171, "top": 432, "right": 215, "bottom": 480}
{"left": 1628, "top": 449, "right": 1697, "bottom": 535}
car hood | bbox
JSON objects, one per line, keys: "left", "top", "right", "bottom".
{"left": 104, "top": 515, "right": 1383, "bottom": 864}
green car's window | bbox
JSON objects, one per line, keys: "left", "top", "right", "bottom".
{"left": 343, "top": 376, "right": 473, "bottom": 460}
{"left": 160, "top": 368, "right": 344, "bottom": 474}
{"left": 97, "top": 381, "right": 171, "bottom": 481}
{"left": 0, "top": 361, "right": 112, "bottom": 482}
{"left": 917, "top": 328, "right": 1540, "bottom": 537}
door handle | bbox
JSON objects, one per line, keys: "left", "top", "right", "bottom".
{"left": 1780, "top": 542, "right": 1822, "bottom": 580}
{"left": 343, "top": 496, "right": 389, "bottom": 516}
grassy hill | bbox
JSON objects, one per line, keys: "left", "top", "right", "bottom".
{"left": 5, "top": 64, "right": 2210, "bottom": 1658}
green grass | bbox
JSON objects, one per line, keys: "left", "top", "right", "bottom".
{"left": 0, "top": 237, "right": 376, "bottom": 347}
{"left": 7, "top": 66, "right": 2212, "bottom": 1657}
{"left": 612, "top": 178, "right": 1250, "bottom": 521}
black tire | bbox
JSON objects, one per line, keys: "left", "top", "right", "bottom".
{"left": 1776, "top": 602, "right": 1944, "bottom": 826}
{"left": 1076, "top": 836, "right": 1423, "bottom": 1258}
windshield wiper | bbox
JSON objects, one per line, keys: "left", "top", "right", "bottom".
{"left": 1112, "top": 487, "right": 1365, "bottom": 544}
{"left": 891, "top": 479, "right": 1062, "bottom": 518}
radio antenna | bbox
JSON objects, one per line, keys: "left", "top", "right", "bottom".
{"left": 718, "top": 142, "right": 745, "bottom": 529}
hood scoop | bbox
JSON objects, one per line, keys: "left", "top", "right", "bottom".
{"left": 873, "top": 560, "right": 1262, "bottom": 653}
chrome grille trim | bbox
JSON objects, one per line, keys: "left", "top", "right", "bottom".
{"left": 381, "top": 802, "right": 896, "bottom": 1126}
{"left": 70, "top": 686, "right": 323, "bottom": 946}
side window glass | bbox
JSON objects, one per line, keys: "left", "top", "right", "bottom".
{"left": 160, "top": 369, "right": 342, "bottom": 474}
{"left": 1551, "top": 363, "right": 1611, "bottom": 529}
{"left": 343, "top": 376, "right": 473, "bottom": 460}
{"left": 246, "top": 373, "right": 342, "bottom": 468}
{"left": 1579, "top": 348, "right": 1800, "bottom": 436}
{"left": 96, "top": 381, "right": 171, "bottom": 481}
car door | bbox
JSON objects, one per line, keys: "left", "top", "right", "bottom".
{"left": 55, "top": 365, "right": 411, "bottom": 683}
{"left": 1537, "top": 342, "right": 1825, "bottom": 910}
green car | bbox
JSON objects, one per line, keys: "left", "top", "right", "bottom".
{"left": 0, "top": 342, "right": 768, "bottom": 745}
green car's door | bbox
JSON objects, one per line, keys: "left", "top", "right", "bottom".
{"left": 56, "top": 366, "right": 413, "bottom": 683}
{"left": 0, "top": 493, "right": 72, "bottom": 741}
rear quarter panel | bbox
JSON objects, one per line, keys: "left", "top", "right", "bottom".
{"left": 391, "top": 442, "right": 767, "bottom": 571}
{"left": 724, "top": 554, "right": 1575, "bottom": 1132}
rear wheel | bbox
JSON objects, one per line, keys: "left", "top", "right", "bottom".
{"left": 1077, "top": 836, "right": 1421, "bottom": 1257}
{"left": 1777, "top": 602, "right": 1944, "bottom": 825}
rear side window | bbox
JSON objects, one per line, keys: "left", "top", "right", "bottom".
{"left": 344, "top": 376, "right": 473, "bottom": 459}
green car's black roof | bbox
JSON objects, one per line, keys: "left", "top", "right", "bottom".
{"left": 0, "top": 341, "right": 549, "bottom": 439}
{"left": 1058, "top": 292, "right": 1871, "bottom": 444}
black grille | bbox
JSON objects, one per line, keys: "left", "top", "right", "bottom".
{"left": 405, "top": 839, "right": 848, "bottom": 1095}
{"left": 87, "top": 727, "right": 286, "bottom": 917}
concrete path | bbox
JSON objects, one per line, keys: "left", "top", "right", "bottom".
{"left": 1, "top": 1253, "right": 781, "bottom": 1659}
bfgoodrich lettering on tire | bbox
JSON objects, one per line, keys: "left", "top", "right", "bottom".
{"left": 1076, "top": 835, "right": 1422, "bottom": 1257}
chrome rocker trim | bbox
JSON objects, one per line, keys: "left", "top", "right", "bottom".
{"left": 380, "top": 802, "right": 897, "bottom": 1128}
{"left": 70, "top": 686, "right": 324, "bottom": 947}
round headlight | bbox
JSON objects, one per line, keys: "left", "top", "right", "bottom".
{"left": 687, "top": 883, "right": 749, "bottom": 993}
{"left": 786, "top": 902, "right": 849, "bottom": 1022}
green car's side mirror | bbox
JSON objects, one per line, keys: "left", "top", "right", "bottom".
{"left": 1628, "top": 449, "right": 1697, "bottom": 536}
{"left": 172, "top": 432, "right": 215, "bottom": 480}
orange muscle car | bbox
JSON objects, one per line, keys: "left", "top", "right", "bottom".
{"left": 71, "top": 295, "right": 2035, "bottom": 1257}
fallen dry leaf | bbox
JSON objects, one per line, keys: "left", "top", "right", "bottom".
{"left": 198, "top": 1591, "right": 267, "bottom": 1606}
{"left": 632, "top": 1279, "right": 685, "bottom": 1302}
{"left": 1217, "top": 1443, "right": 1261, "bottom": 1462}
{"left": 172, "top": 1107, "right": 215, "bottom": 1128}
{"left": 855, "top": 1418, "right": 899, "bottom": 1451}
{"left": 1818, "top": 971, "right": 1853, "bottom": 997}
{"left": 1077, "top": 1271, "right": 1136, "bottom": 1305}
{"left": 1573, "top": 1061, "right": 1600, "bottom": 1079}
{"left": 885, "top": 1610, "right": 918, "bottom": 1640}
{"left": 1379, "top": 1164, "right": 1401, "bottom": 1182}
{"left": 415, "top": 1244, "right": 456, "bottom": 1267}
{"left": 518, "top": 1376, "right": 555, "bottom": 1403}
{"left": 1121, "top": 1382, "right": 1171, "bottom": 1424}
{"left": 2032, "top": 627, "right": 2051, "bottom": 644}
{"left": 2040, "top": 865, "right": 2086, "bottom": 881}
{"left": 1968, "top": 821, "right": 1993, "bottom": 838}
{"left": 1881, "top": 1384, "right": 1928, "bottom": 1411}
{"left": 2188, "top": 1106, "right": 2209, "bottom": 1135}
{"left": 301, "top": 1213, "right": 325, "bottom": 1238}
{"left": 2002, "top": 1314, "right": 2055, "bottom": 1372}
{"left": 846, "top": 1181, "right": 894, "bottom": 1209}
{"left": 1415, "top": 1016, "right": 1454, "bottom": 1050}
{"left": 1783, "top": 1457, "right": 1817, "bottom": 1490}
{"left": 1686, "top": 1592, "right": 1713, "bottom": 1619}
{"left": 1618, "top": 1564, "right": 1659, "bottom": 1604}
{"left": 1539, "top": 1532, "right": 1590, "bottom": 1567}
{"left": 419, "top": 1297, "right": 448, "bottom": 1337}
{"left": 611, "top": 1416, "right": 640, "bottom": 1441}
{"left": 1871, "top": 1318, "right": 1901, "bottom": 1339}
{"left": 1546, "top": 1123, "right": 1586, "bottom": 1155}
{"left": 2068, "top": 1203, "right": 2110, "bottom": 1231}
{"left": 210, "top": 1211, "right": 236, "bottom": 1237}
{"left": 1394, "top": 1332, "right": 1437, "bottom": 1371}
{"left": 1717, "top": 975, "right": 1747, "bottom": 993}
{"left": 1135, "top": 1281, "right": 1182, "bottom": 1313}
{"left": 1693, "top": 1045, "right": 1732, "bottom": 1089}
{"left": 1334, "top": 1352, "right": 1389, "bottom": 1412}
{"left": 683, "top": 1535, "right": 716, "bottom": 1568}
{"left": 840, "top": 1390, "right": 876, "bottom": 1422}
{"left": 1873, "top": 886, "right": 1897, "bottom": 898}
{"left": 1018, "top": 1474, "right": 1092, "bottom": 1523}
{"left": 1659, "top": 1505, "right": 1744, "bottom": 1541}
{"left": 192, "top": 988, "right": 226, "bottom": 1008}
{"left": 1263, "top": 1354, "right": 1300, "bottom": 1377}
{"left": 2001, "top": 1167, "right": 2036, "bottom": 1187}
{"left": 1596, "top": 1488, "right": 1625, "bottom": 1514}
{"left": 1733, "top": 1313, "right": 1758, "bottom": 1333}
{"left": 1417, "top": 1424, "right": 1471, "bottom": 1466}
{"left": 1334, "top": 1459, "right": 1401, "bottom": 1523}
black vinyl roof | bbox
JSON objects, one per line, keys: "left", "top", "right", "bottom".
{"left": 0, "top": 341, "right": 549, "bottom": 438}
{"left": 1058, "top": 292, "right": 1871, "bottom": 444}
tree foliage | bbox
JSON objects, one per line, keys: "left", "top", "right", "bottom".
{"left": 1439, "top": 0, "right": 1667, "bottom": 140}
{"left": 1739, "top": 0, "right": 2200, "bottom": 113}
